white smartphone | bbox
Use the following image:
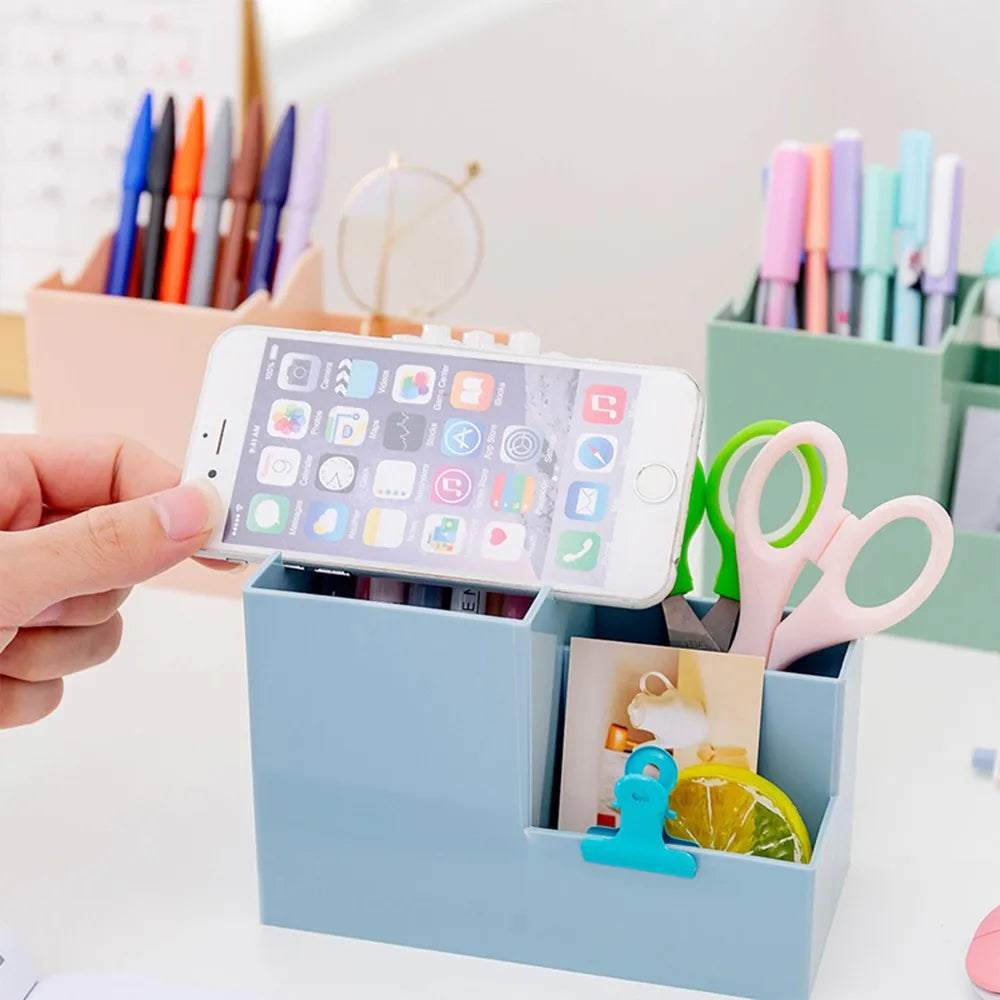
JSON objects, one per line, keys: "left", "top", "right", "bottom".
{"left": 183, "top": 326, "right": 703, "bottom": 607}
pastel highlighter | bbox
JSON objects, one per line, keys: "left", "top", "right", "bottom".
{"left": 804, "top": 144, "right": 832, "bottom": 333}
{"left": 761, "top": 143, "right": 810, "bottom": 329}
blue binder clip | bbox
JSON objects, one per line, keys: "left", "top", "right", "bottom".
{"left": 580, "top": 745, "right": 696, "bottom": 879}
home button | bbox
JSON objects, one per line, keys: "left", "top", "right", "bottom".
{"left": 634, "top": 464, "right": 677, "bottom": 503}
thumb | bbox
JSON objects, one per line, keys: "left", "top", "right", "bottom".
{"left": 0, "top": 479, "right": 221, "bottom": 624}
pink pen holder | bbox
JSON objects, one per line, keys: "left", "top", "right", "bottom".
{"left": 25, "top": 231, "right": 504, "bottom": 597}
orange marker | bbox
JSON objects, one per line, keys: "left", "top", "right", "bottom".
{"left": 159, "top": 97, "right": 205, "bottom": 303}
{"left": 804, "top": 144, "right": 832, "bottom": 333}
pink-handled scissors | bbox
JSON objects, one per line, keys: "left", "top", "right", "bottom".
{"left": 729, "top": 421, "right": 954, "bottom": 671}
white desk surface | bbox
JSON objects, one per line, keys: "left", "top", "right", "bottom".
{"left": 1, "top": 397, "right": 998, "bottom": 1000}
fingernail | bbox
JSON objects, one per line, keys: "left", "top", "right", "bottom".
{"left": 152, "top": 480, "right": 221, "bottom": 542}
{"left": 27, "top": 602, "right": 63, "bottom": 626}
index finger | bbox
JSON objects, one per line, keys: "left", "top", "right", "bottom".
{"left": 4, "top": 435, "right": 181, "bottom": 512}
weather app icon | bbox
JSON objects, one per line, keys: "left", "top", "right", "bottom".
{"left": 304, "top": 501, "right": 349, "bottom": 542}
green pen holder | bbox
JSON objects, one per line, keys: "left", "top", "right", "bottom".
{"left": 705, "top": 273, "right": 1000, "bottom": 653}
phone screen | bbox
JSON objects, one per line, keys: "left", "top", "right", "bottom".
{"left": 222, "top": 336, "right": 641, "bottom": 588}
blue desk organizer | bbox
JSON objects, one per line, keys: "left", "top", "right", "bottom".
{"left": 243, "top": 555, "right": 861, "bottom": 1000}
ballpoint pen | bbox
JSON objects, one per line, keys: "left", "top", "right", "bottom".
{"left": 921, "top": 154, "right": 963, "bottom": 348}
{"left": 159, "top": 96, "right": 205, "bottom": 303}
{"left": 271, "top": 106, "right": 329, "bottom": 295}
{"left": 804, "top": 144, "right": 831, "bottom": 333}
{"left": 891, "top": 130, "right": 932, "bottom": 346}
{"left": 214, "top": 96, "right": 264, "bottom": 310}
{"left": 105, "top": 92, "right": 153, "bottom": 296}
{"left": 246, "top": 104, "right": 296, "bottom": 295}
{"left": 187, "top": 99, "right": 233, "bottom": 307}
{"left": 139, "top": 95, "right": 176, "bottom": 299}
{"left": 829, "top": 129, "right": 862, "bottom": 336}
{"left": 858, "top": 165, "right": 898, "bottom": 341}
{"left": 761, "top": 142, "right": 809, "bottom": 329}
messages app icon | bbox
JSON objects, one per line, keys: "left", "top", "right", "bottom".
{"left": 248, "top": 494, "right": 289, "bottom": 534}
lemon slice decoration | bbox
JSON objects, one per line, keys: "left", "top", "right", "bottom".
{"left": 666, "top": 764, "right": 812, "bottom": 864}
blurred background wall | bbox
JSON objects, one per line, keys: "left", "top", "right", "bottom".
{"left": 258, "top": 0, "right": 837, "bottom": 382}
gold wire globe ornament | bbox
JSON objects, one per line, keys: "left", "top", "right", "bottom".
{"left": 337, "top": 153, "right": 484, "bottom": 335}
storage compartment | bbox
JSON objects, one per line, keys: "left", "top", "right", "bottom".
{"left": 707, "top": 274, "right": 1000, "bottom": 651}
{"left": 243, "top": 555, "right": 860, "bottom": 999}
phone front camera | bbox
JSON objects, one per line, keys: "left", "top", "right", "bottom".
{"left": 208, "top": 469, "right": 217, "bottom": 479}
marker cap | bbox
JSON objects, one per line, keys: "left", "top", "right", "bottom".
{"left": 761, "top": 142, "right": 809, "bottom": 283}
{"left": 829, "top": 128, "right": 862, "bottom": 270}
{"left": 259, "top": 104, "right": 296, "bottom": 205}
{"left": 805, "top": 144, "right": 832, "bottom": 252}
{"left": 200, "top": 99, "right": 233, "bottom": 199}
{"left": 859, "top": 165, "right": 898, "bottom": 276}
{"left": 170, "top": 96, "right": 205, "bottom": 198}
{"left": 123, "top": 92, "right": 154, "bottom": 192}
{"left": 897, "top": 130, "right": 932, "bottom": 242}
{"left": 922, "top": 155, "right": 963, "bottom": 295}
{"left": 983, "top": 234, "right": 1000, "bottom": 277}
{"left": 286, "top": 106, "right": 329, "bottom": 211}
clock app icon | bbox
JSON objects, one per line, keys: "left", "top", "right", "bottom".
{"left": 316, "top": 454, "right": 358, "bottom": 493}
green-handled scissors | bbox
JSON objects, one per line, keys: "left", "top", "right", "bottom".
{"left": 662, "top": 419, "right": 825, "bottom": 652}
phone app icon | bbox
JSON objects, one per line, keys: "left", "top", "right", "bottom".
{"left": 583, "top": 385, "right": 627, "bottom": 424}
{"left": 333, "top": 357, "right": 378, "bottom": 399}
{"left": 304, "top": 501, "right": 348, "bottom": 542}
{"left": 490, "top": 473, "right": 536, "bottom": 513}
{"left": 481, "top": 521, "right": 527, "bottom": 562}
{"left": 325, "top": 406, "right": 369, "bottom": 446}
{"left": 450, "top": 371, "right": 495, "bottom": 410}
{"left": 392, "top": 365, "right": 435, "bottom": 404}
{"left": 500, "top": 425, "right": 542, "bottom": 463}
{"left": 556, "top": 530, "right": 600, "bottom": 571}
{"left": 373, "top": 459, "right": 417, "bottom": 500}
{"left": 421, "top": 514, "right": 467, "bottom": 554}
{"left": 277, "top": 352, "right": 321, "bottom": 392}
{"left": 431, "top": 467, "right": 474, "bottom": 506}
{"left": 256, "top": 446, "right": 301, "bottom": 486}
{"left": 574, "top": 434, "right": 617, "bottom": 474}
{"left": 565, "top": 481, "right": 609, "bottom": 521}
{"left": 441, "top": 418, "right": 483, "bottom": 457}
{"left": 362, "top": 508, "right": 407, "bottom": 548}
{"left": 383, "top": 412, "right": 426, "bottom": 452}
{"left": 247, "top": 493, "right": 290, "bottom": 534}
{"left": 268, "top": 398, "right": 311, "bottom": 439}
{"left": 316, "top": 454, "right": 358, "bottom": 493}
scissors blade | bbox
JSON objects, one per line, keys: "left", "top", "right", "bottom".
{"left": 699, "top": 597, "right": 740, "bottom": 652}
{"left": 662, "top": 595, "right": 721, "bottom": 651}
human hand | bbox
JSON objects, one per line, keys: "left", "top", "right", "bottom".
{"left": 0, "top": 435, "right": 223, "bottom": 728}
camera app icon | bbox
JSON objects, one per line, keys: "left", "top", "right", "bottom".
{"left": 278, "top": 352, "right": 321, "bottom": 392}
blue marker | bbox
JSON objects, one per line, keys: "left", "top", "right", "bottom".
{"left": 246, "top": 104, "right": 296, "bottom": 295}
{"left": 407, "top": 583, "right": 446, "bottom": 609}
{"left": 892, "top": 130, "right": 932, "bottom": 346}
{"left": 105, "top": 92, "right": 153, "bottom": 296}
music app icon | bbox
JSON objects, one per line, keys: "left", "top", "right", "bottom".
{"left": 583, "top": 385, "right": 626, "bottom": 425}
{"left": 431, "top": 467, "right": 474, "bottom": 506}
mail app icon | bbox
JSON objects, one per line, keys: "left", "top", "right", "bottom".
{"left": 566, "top": 481, "right": 608, "bottom": 522}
